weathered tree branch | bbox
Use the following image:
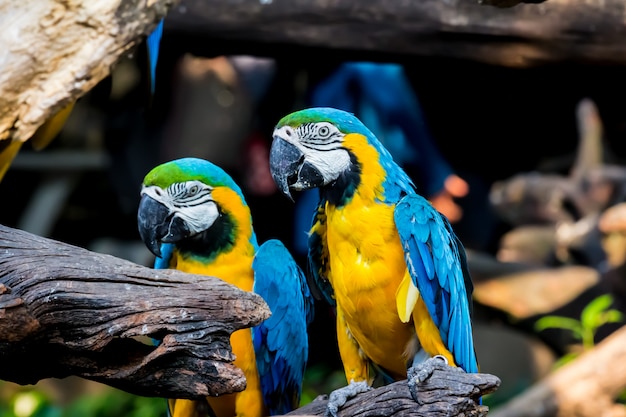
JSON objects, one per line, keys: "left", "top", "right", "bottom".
{"left": 287, "top": 366, "right": 500, "bottom": 417}
{"left": 166, "top": 0, "right": 626, "bottom": 68}
{"left": 1, "top": 0, "right": 620, "bottom": 154}
{"left": 0, "top": 224, "right": 270, "bottom": 399}
{"left": 0, "top": 224, "right": 503, "bottom": 415}
{"left": 0, "top": 0, "right": 180, "bottom": 145}
{"left": 489, "top": 325, "right": 626, "bottom": 417}
{"left": 478, "top": 0, "right": 547, "bottom": 7}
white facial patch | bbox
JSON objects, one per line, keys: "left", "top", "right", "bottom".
{"left": 307, "top": 149, "right": 351, "bottom": 185}
{"left": 273, "top": 123, "right": 352, "bottom": 185}
{"left": 141, "top": 181, "right": 220, "bottom": 235}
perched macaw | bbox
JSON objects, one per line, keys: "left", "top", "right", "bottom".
{"left": 137, "top": 157, "right": 314, "bottom": 417}
{"left": 268, "top": 107, "right": 479, "bottom": 415}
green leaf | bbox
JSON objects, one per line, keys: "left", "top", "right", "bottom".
{"left": 601, "top": 310, "right": 624, "bottom": 325}
{"left": 535, "top": 316, "right": 582, "bottom": 336}
{"left": 581, "top": 294, "right": 614, "bottom": 330}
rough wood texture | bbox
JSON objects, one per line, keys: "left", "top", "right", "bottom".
{"left": 489, "top": 325, "right": 626, "bottom": 417}
{"left": 286, "top": 366, "right": 500, "bottom": 417}
{"left": 165, "top": 0, "right": 626, "bottom": 68}
{"left": 478, "top": 0, "right": 546, "bottom": 7}
{"left": 0, "top": 0, "right": 179, "bottom": 145}
{"left": 0, "top": 224, "right": 270, "bottom": 399}
{"left": 0, "top": 0, "right": 618, "bottom": 148}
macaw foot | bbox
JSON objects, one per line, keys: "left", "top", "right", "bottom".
{"left": 325, "top": 380, "right": 371, "bottom": 417}
{"left": 407, "top": 354, "right": 450, "bottom": 402}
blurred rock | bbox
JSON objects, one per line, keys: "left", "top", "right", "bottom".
{"left": 599, "top": 202, "right": 626, "bottom": 268}
{"left": 473, "top": 265, "right": 599, "bottom": 320}
{"left": 473, "top": 323, "right": 556, "bottom": 406}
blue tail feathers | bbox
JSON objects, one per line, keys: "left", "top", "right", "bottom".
{"left": 146, "top": 19, "right": 164, "bottom": 95}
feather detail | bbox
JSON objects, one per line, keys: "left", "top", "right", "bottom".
{"left": 146, "top": 19, "right": 164, "bottom": 95}
{"left": 30, "top": 102, "right": 75, "bottom": 151}
{"left": 396, "top": 270, "right": 420, "bottom": 323}
{"left": 0, "top": 139, "right": 22, "bottom": 182}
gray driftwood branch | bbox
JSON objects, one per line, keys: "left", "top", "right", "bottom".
{"left": 0, "top": 224, "right": 270, "bottom": 399}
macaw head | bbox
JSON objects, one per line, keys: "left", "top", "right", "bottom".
{"left": 268, "top": 108, "right": 368, "bottom": 199}
{"left": 137, "top": 157, "right": 252, "bottom": 258}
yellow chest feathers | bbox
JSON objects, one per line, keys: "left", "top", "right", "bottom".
{"left": 325, "top": 200, "right": 406, "bottom": 299}
{"left": 323, "top": 132, "right": 407, "bottom": 298}
{"left": 169, "top": 185, "right": 257, "bottom": 291}
{"left": 172, "top": 250, "right": 255, "bottom": 292}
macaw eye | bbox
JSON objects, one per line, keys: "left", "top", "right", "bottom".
{"left": 318, "top": 125, "right": 331, "bottom": 137}
{"left": 188, "top": 185, "right": 199, "bottom": 195}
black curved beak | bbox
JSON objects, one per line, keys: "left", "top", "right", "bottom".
{"left": 269, "top": 137, "right": 302, "bottom": 201}
{"left": 269, "top": 137, "right": 324, "bottom": 200}
{"left": 137, "top": 194, "right": 190, "bottom": 257}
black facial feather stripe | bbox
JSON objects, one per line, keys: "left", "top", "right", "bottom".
{"left": 300, "top": 140, "right": 342, "bottom": 151}
{"left": 298, "top": 123, "right": 342, "bottom": 140}
{"left": 169, "top": 183, "right": 187, "bottom": 195}
{"left": 177, "top": 196, "right": 211, "bottom": 208}
{"left": 306, "top": 135, "right": 343, "bottom": 144}
{"left": 168, "top": 183, "right": 212, "bottom": 207}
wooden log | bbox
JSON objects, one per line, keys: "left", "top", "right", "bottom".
{"left": 479, "top": 0, "right": 547, "bottom": 7}
{"left": 286, "top": 365, "right": 501, "bottom": 417}
{"left": 0, "top": 0, "right": 180, "bottom": 145}
{"left": 0, "top": 0, "right": 621, "bottom": 156}
{"left": 489, "top": 325, "right": 626, "bottom": 417}
{"left": 0, "top": 223, "right": 502, "bottom": 416}
{"left": 0, "top": 224, "right": 270, "bottom": 399}
{"left": 165, "top": 0, "right": 626, "bottom": 68}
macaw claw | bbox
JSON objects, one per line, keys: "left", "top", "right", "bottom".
{"left": 325, "top": 380, "right": 371, "bottom": 417}
{"left": 407, "top": 355, "right": 451, "bottom": 402}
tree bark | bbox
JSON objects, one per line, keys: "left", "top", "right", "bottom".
{"left": 489, "top": 325, "right": 626, "bottom": 417}
{"left": 0, "top": 0, "right": 179, "bottom": 145}
{"left": 165, "top": 0, "right": 626, "bottom": 68}
{"left": 1, "top": 0, "right": 621, "bottom": 151}
{"left": 287, "top": 366, "right": 501, "bottom": 417}
{"left": 0, "top": 224, "right": 270, "bottom": 399}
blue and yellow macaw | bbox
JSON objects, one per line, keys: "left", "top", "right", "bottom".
{"left": 0, "top": 20, "right": 163, "bottom": 183}
{"left": 268, "top": 107, "right": 479, "bottom": 415}
{"left": 137, "top": 157, "right": 314, "bottom": 417}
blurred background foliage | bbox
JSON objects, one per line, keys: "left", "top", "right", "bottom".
{"left": 0, "top": 364, "right": 348, "bottom": 417}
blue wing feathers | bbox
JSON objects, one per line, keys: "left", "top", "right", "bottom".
{"left": 252, "top": 239, "right": 314, "bottom": 415}
{"left": 416, "top": 240, "right": 435, "bottom": 279}
{"left": 394, "top": 194, "right": 478, "bottom": 374}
